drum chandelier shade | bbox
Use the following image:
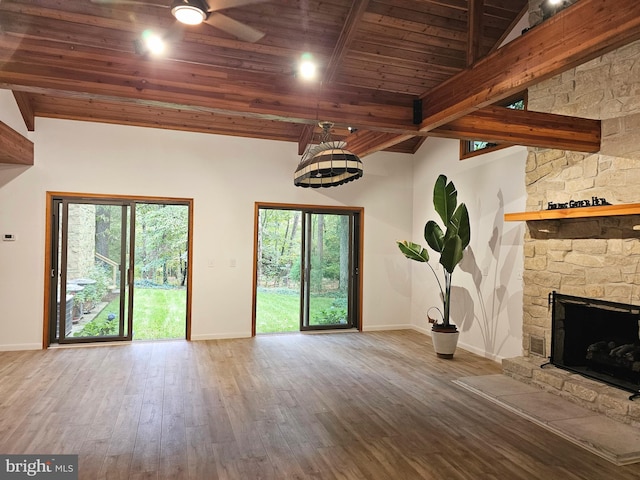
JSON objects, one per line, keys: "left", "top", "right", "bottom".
{"left": 294, "top": 122, "right": 363, "bottom": 188}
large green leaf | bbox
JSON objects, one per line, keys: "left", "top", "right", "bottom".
{"left": 424, "top": 220, "right": 444, "bottom": 253}
{"left": 440, "top": 235, "right": 463, "bottom": 274}
{"left": 433, "top": 174, "right": 457, "bottom": 225}
{"left": 450, "top": 203, "right": 470, "bottom": 249}
{"left": 397, "top": 241, "right": 429, "bottom": 262}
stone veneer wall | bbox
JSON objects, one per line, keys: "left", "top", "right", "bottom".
{"left": 66, "top": 204, "right": 96, "bottom": 280}
{"left": 502, "top": 2, "right": 640, "bottom": 425}
{"left": 520, "top": 7, "right": 640, "bottom": 356}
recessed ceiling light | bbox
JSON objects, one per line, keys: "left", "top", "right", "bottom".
{"left": 299, "top": 53, "right": 317, "bottom": 80}
{"left": 141, "top": 30, "right": 166, "bottom": 55}
{"left": 548, "top": 0, "right": 563, "bottom": 5}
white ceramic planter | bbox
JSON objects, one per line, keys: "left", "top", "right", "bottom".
{"left": 431, "top": 330, "right": 460, "bottom": 359}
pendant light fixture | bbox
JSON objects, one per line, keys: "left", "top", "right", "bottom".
{"left": 294, "top": 122, "right": 363, "bottom": 188}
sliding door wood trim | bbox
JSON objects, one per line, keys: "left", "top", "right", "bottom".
{"left": 252, "top": 202, "right": 364, "bottom": 336}
{"left": 42, "top": 191, "right": 194, "bottom": 348}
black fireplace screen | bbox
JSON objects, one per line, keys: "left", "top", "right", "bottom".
{"left": 550, "top": 291, "right": 640, "bottom": 394}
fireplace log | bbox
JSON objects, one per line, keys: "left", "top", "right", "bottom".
{"left": 624, "top": 346, "right": 640, "bottom": 362}
{"left": 587, "top": 340, "right": 608, "bottom": 352}
{"left": 610, "top": 344, "right": 635, "bottom": 357}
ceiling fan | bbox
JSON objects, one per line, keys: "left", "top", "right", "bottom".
{"left": 89, "top": 0, "right": 268, "bottom": 42}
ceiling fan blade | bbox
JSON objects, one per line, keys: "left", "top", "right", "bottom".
{"left": 204, "top": 13, "right": 265, "bottom": 42}
{"left": 89, "top": 0, "right": 169, "bottom": 7}
{"left": 206, "top": 0, "right": 269, "bottom": 12}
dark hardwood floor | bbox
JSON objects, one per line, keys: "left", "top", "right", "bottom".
{"left": 0, "top": 330, "right": 639, "bottom": 479}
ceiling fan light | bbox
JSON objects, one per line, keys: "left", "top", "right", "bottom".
{"left": 172, "top": 4, "right": 207, "bottom": 25}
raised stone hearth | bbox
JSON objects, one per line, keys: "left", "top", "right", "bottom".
{"left": 503, "top": 356, "right": 640, "bottom": 427}
{"left": 455, "top": 373, "right": 640, "bottom": 465}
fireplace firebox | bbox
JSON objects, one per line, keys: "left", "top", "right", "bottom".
{"left": 550, "top": 291, "right": 640, "bottom": 396}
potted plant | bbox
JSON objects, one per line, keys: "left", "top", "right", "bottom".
{"left": 398, "top": 174, "right": 470, "bottom": 358}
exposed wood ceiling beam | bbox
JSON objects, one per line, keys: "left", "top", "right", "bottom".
{"left": 420, "top": 0, "right": 640, "bottom": 132}
{"left": 0, "top": 80, "right": 415, "bottom": 135}
{"left": 0, "top": 121, "right": 34, "bottom": 165}
{"left": 429, "top": 106, "right": 601, "bottom": 153}
{"left": 298, "top": 124, "right": 315, "bottom": 155}
{"left": 12, "top": 91, "right": 35, "bottom": 132}
{"left": 348, "top": 106, "right": 602, "bottom": 157}
{"left": 346, "top": 130, "right": 414, "bottom": 158}
{"left": 325, "top": 0, "right": 370, "bottom": 83}
{"left": 467, "top": 0, "right": 483, "bottom": 66}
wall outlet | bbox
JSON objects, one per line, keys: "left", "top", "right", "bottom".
{"left": 2, "top": 234, "right": 16, "bottom": 241}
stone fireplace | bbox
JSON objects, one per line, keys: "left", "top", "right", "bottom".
{"left": 503, "top": 2, "right": 640, "bottom": 427}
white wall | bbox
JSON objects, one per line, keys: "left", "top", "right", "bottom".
{"left": 408, "top": 137, "right": 527, "bottom": 360}
{"left": 0, "top": 90, "right": 414, "bottom": 349}
{"left": 0, "top": 90, "right": 527, "bottom": 360}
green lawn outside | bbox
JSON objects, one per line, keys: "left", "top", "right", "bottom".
{"left": 256, "top": 289, "right": 337, "bottom": 333}
{"left": 81, "top": 288, "right": 340, "bottom": 338}
{"left": 131, "top": 287, "right": 186, "bottom": 339}
{"left": 83, "top": 288, "right": 186, "bottom": 340}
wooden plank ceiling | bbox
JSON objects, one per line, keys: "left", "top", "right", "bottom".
{"left": 0, "top": 0, "right": 627, "bottom": 157}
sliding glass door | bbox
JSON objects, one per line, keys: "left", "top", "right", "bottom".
{"left": 47, "top": 194, "right": 191, "bottom": 345}
{"left": 255, "top": 205, "right": 361, "bottom": 334}
{"left": 50, "top": 199, "right": 133, "bottom": 343}
{"left": 302, "top": 212, "right": 357, "bottom": 330}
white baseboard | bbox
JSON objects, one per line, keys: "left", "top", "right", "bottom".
{"left": 456, "top": 340, "right": 505, "bottom": 362}
{"left": 362, "top": 324, "right": 414, "bottom": 332}
{"left": 0, "top": 343, "right": 42, "bottom": 351}
{"left": 410, "top": 324, "right": 431, "bottom": 336}
{"left": 5, "top": 328, "right": 503, "bottom": 365}
{"left": 404, "top": 326, "right": 503, "bottom": 364}
{"left": 191, "top": 332, "right": 252, "bottom": 341}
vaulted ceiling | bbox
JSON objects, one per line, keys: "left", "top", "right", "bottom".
{"left": 1, "top": 0, "right": 639, "bottom": 159}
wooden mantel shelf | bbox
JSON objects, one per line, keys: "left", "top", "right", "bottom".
{"left": 504, "top": 203, "right": 640, "bottom": 222}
